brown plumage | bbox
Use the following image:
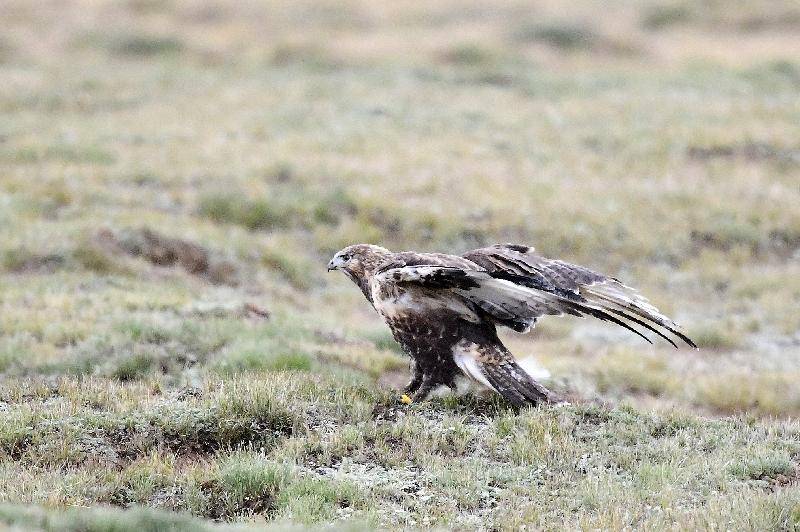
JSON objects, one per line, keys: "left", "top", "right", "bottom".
{"left": 327, "top": 243, "right": 696, "bottom": 407}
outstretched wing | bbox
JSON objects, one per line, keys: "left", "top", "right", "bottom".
{"left": 378, "top": 249, "right": 696, "bottom": 349}
{"left": 462, "top": 244, "right": 696, "bottom": 348}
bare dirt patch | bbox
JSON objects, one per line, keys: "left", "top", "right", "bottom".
{"left": 95, "top": 228, "right": 240, "bottom": 285}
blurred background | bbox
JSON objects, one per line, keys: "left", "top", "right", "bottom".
{"left": 1, "top": 1, "right": 800, "bottom": 528}
{"left": 2, "top": 1, "right": 800, "bottom": 417}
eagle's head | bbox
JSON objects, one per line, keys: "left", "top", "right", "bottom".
{"left": 327, "top": 244, "right": 391, "bottom": 280}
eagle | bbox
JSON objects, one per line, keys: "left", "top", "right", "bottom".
{"left": 327, "top": 243, "right": 696, "bottom": 407}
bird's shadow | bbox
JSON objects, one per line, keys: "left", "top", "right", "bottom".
{"left": 371, "top": 387, "right": 608, "bottom": 424}
{"left": 371, "top": 392, "right": 527, "bottom": 422}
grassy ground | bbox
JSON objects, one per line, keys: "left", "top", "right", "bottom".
{"left": 1, "top": 0, "right": 799, "bottom": 529}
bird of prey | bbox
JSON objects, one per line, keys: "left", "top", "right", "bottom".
{"left": 327, "top": 243, "right": 695, "bottom": 407}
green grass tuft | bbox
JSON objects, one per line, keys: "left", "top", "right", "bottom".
{"left": 514, "top": 22, "right": 599, "bottom": 50}
{"left": 206, "top": 453, "right": 290, "bottom": 519}
{"left": 109, "top": 34, "right": 185, "bottom": 57}
{"left": 0, "top": 504, "right": 218, "bottom": 532}
{"left": 729, "top": 451, "right": 795, "bottom": 481}
{"left": 641, "top": 4, "right": 694, "bottom": 29}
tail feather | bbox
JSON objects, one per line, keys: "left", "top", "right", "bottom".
{"left": 479, "top": 360, "right": 556, "bottom": 407}
{"left": 582, "top": 284, "right": 697, "bottom": 349}
{"left": 603, "top": 308, "right": 678, "bottom": 348}
{"left": 453, "top": 341, "right": 557, "bottom": 407}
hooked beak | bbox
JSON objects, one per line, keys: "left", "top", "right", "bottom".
{"left": 327, "top": 256, "right": 344, "bottom": 272}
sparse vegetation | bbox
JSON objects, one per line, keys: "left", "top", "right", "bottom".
{"left": 688, "top": 322, "right": 743, "bottom": 350}
{"left": 106, "top": 34, "right": 185, "bottom": 57}
{"left": 514, "top": 22, "right": 600, "bottom": 51}
{"left": 642, "top": 4, "right": 694, "bottom": 30}
{"left": 199, "top": 195, "right": 297, "bottom": 231}
{"left": 1, "top": 0, "right": 799, "bottom": 529}
{"left": 441, "top": 44, "right": 499, "bottom": 67}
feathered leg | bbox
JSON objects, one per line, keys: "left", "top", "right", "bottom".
{"left": 411, "top": 376, "right": 437, "bottom": 402}
{"left": 404, "top": 359, "right": 423, "bottom": 393}
{"left": 482, "top": 365, "right": 560, "bottom": 407}
{"left": 454, "top": 339, "right": 562, "bottom": 407}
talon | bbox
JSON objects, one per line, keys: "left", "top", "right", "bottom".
{"left": 400, "top": 394, "right": 413, "bottom": 404}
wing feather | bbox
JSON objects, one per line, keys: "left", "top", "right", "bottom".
{"left": 377, "top": 266, "right": 654, "bottom": 344}
{"left": 381, "top": 244, "right": 695, "bottom": 348}
{"left": 463, "top": 244, "right": 696, "bottom": 348}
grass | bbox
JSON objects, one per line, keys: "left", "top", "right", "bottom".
{"left": 1, "top": 0, "right": 799, "bottom": 529}
{"left": 107, "top": 35, "right": 185, "bottom": 58}
{"left": 0, "top": 505, "right": 225, "bottom": 532}
{"left": 2, "top": 377, "right": 798, "bottom": 529}
{"left": 513, "top": 22, "right": 601, "bottom": 51}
